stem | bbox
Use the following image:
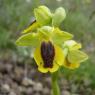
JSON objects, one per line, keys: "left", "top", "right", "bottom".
{"left": 51, "top": 72, "right": 60, "bottom": 95}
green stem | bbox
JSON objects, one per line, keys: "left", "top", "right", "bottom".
{"left": 51, "top": 72, "right": 60, "bottom": 95}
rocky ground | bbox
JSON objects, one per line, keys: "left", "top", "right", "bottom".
{"left": 0, "top": 51, "right": 95, "bottom": 95}
{"left": 0, "top": 57, "right": 51, "bottom": 95}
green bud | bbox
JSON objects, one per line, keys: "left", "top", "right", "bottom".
{"left": 34, "top": 6, "right": 52, "bottom": 26}
{"left": 52, "top": 7, "right": 66, "bottom": 27}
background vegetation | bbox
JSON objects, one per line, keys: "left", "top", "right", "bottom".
{"left": 0, "top": 0, "right": 95, "bottom": 95}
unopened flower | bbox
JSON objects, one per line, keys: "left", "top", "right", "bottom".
{"left": 23, "top": 6, "right": 52, "bottom": 33}
{"left": 34, "top": 6, "right": 52, "bottom": 26}
{"left": 22, "top": 6, "right": 66, "bottom": 33}
{"left": 52, "top": 7, "right": 66, "bottom": 26}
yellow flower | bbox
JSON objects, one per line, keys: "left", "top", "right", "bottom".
{"left": 16, "top": 26, "right": 73, "bottom": 73}
{"left": 16, "top": 6, "right": 88, "bottom": 73}
{"left": 63, "top": 40, "right": 88, "bottom": 69}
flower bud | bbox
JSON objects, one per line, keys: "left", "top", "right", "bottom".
{"left": 52, "top": 7, "right": 66, "bottom": 26}
{"left": 34, "top": 6, "right": 52, "bottom": 26}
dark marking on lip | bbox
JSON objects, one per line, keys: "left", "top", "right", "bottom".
{"left": 41, "top": 41, "right": 55, "bottom": 68}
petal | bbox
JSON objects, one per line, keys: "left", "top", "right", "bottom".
{"left": 34, "top": 42, "right": 65, "bottom": 73}
{"left": 68, "top": 50, "right": 88, "bottom": 63}
{"left": 33, "top": 46, "right": 43, "bottom": 66}
{"left": 54, "top": 45, "right": 65, "bottom": 66}
{"left": 34, "top": 47, "right": 49, "bottom": 73}
{"left": 38, "top": 65, "right": 48, "bottom": 73}
{"left": 22, "top": 21, "right": 39, "bottom": 34}
{"left": 48, "top": 62, "right": 59, "bottom": 73}
{"left": 64, "top": 40, "right": 82, "bottom": 50}
{"left": 63, "top": 59, "right": 80, "bottom": 69}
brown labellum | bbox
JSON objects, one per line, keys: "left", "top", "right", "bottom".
{"left": 41, "top": 41, "right": 55, "bottom": 68}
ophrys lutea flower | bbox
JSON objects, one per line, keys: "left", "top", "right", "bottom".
{"left": 16, "top": 6, "right": 89, "bottom": 95}
{"left": 16, "top": 26, "right": 73, "bottom": 73}
{"left": 63, "top": 40, "right": 88, "bottom": 69}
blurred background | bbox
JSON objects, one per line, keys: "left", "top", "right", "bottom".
{"left": 0, "top": 0, "right": 95, "bottom": 95}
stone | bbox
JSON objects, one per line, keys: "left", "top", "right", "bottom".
{"left": 26, "top": 87, "right": 33, "bottom": 95}
{"left": 43, "top": 87, "right": 50, "bottom": 95}
{"left": 22, "top": 77, "right": 35, "bottom": 87}
{"left": 62, "top": 90, "right": 71, "bottom": 95}
{"left": 2, "top": 84, "right": 10, "bottom": 92}
{"left": 9, "top": 91, "right": 16, "bottom": 95}
{"left": 33, "top": 82, "right": 43, "bottom": 92}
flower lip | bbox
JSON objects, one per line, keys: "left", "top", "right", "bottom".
{"left": 41, "top": 41, "right": 55, "bottom": 68}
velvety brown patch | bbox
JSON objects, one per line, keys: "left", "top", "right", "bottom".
{"left": 41, "top": 41, "right": 55, "bottom": 68}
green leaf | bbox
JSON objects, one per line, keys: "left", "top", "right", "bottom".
{"left": 52, "top": 7, "right": 66, "bottom": 27}
{"left": 34, "top": 6, "right": 52, "bottom": 26}
{"left": 16, "top": 33, "right": 40, "bottom": 47}
{"left": 68, "top": 50, "right": 88, "bottom": 64}
{"left": 52, "top": 28, "right": 73, "bottom": 45}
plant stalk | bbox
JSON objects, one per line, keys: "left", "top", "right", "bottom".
{"left": 51, "top": 72, "right": 60, "bottom": 95}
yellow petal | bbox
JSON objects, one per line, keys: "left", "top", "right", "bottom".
{"left": 22, "top": 21, "right": 39, "bottom": 33}
{"left": 34, "top": 43, "right": 64, "bottom": 73}
{"left": 63, "top": 59, "right": 80, "bottom": 69}
{"left": 38, "top": 65, "right": 48, "bottom": 73}
{"left": 33, "top": 46, "right": 43, "bottom": 66}
{"left": 34, "top": 47, "right": 48, "bottom": 73}
{"left": 54, "top": 45, "right": 65, "bottom": 66}
{"left": 48, "top": 62, "right": 59, "bottom": 73}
